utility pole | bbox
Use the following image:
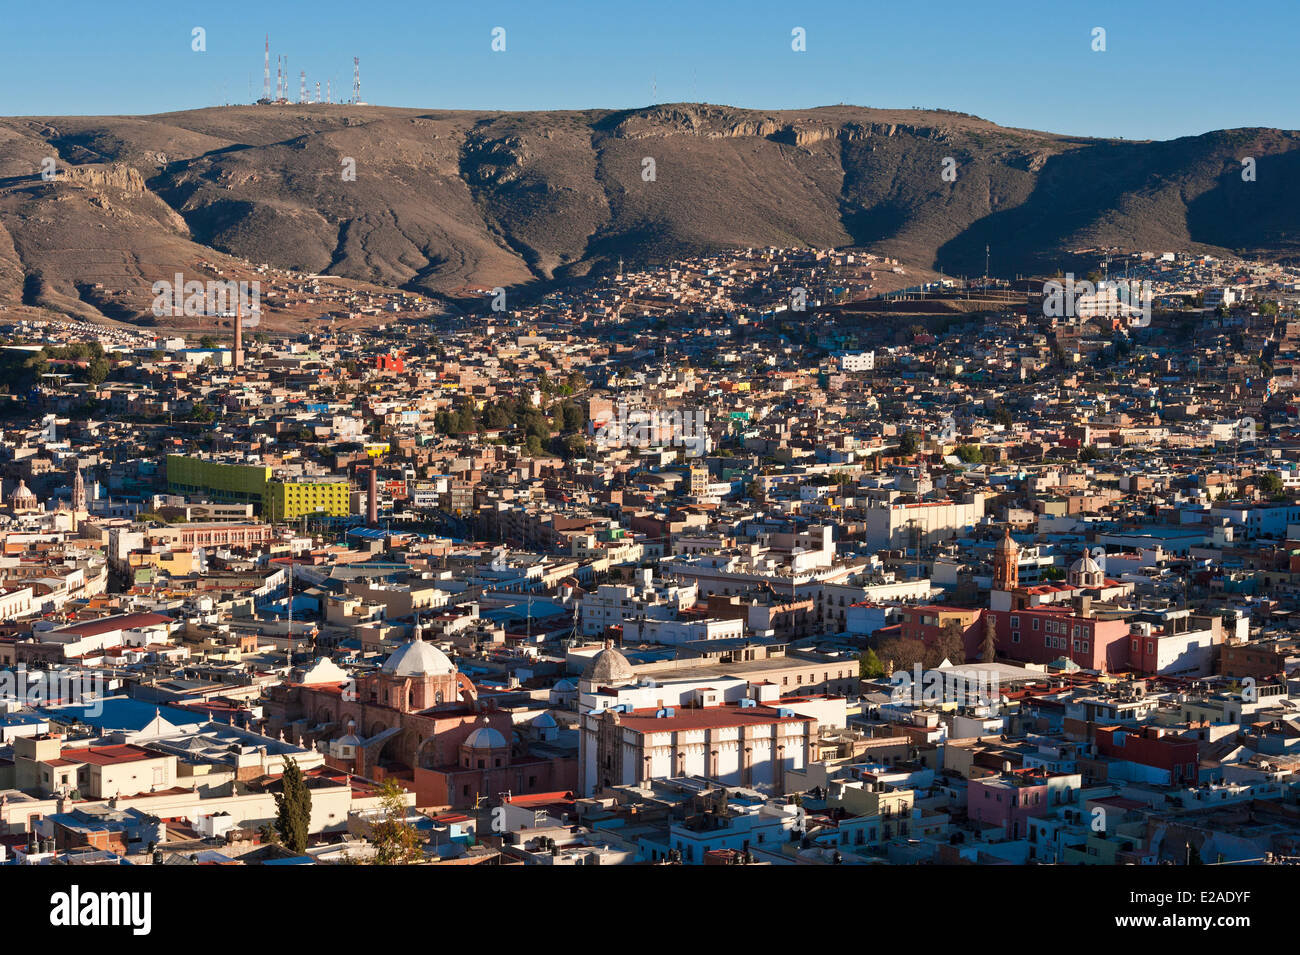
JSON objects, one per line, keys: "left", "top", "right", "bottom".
{"left": 286, "top": 561, "right": 293, "bottom": 668}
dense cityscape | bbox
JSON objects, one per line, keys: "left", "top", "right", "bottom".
{"left": 1, "top": 241, "right": 1299, "bottom": 876}
{"left": 4, "top": 7, "right": 1299, "bottom": 936}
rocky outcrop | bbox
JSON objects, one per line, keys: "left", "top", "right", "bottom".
{"left": 62, "top": 162, "right": 146, "bottom": 194}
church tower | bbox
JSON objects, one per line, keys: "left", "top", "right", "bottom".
{"left": 72, "top": 466, "right": 86, "bottom": 512}
{"left": 993, "top": 527, "right": 1019, "bottom": 591}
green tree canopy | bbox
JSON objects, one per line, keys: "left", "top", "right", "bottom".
{"left": 371, "top": 779, "right": 423, "bottom": 865}
{"left": 273, "top": 757, "right": 312, "bottom": 854}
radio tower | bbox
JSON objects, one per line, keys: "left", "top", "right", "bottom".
{"left": 352, "top": 56, "right": 361, "bottom": 104}
{"left": 283, "top": 56, "right": 288, "bottom": 100}
{"left": 262, "top": 35, "right": 271, "bottom": 101}
{"left": 314, "top": 81, "right": 320, "bottom": 104}
{"left": 276, "top": 55, "right": 282, "bottom": 101}
{"left": 299, "top": 71, "right": 306, "bottom": 104}
{"left": 326, "top": 80, "right": 332, "bottom": 104}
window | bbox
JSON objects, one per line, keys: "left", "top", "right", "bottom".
{"left": 1012, "top": 631, "right": 1020, "bottom": 644}
{"left": 1033, "top": 618, "right": 1040, "bottom": 631}
{"left": 1010, "top": 616, "right": 1020, "bottom": 629}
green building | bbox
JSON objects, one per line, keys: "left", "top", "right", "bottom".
{"left": 166, "top": 455, "right": 350, "bottom": 523}
{"left": 167, "top": 455, "right": 270, "bottom": 505}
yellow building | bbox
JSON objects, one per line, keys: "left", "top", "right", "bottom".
{"left": 265, "top": 479, "right": 351, "bottom": 522}
{"left": 167, "top": 456, "right": 350, "bottom": 523}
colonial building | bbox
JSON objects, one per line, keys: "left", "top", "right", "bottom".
{"left": 579, "top": 692, "right": 815, "bottom": 796}
{"left": 265, "top": 627, "right": 511, "bottom": 787}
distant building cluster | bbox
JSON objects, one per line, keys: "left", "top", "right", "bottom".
{"left": 2, "top": 244, "right": 1300, "bottom": 866}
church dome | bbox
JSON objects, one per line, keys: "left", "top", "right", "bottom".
{"left": 582, "top": 642, "right": 634, "bottom": 684}
{"left": 380, "top": 634, "right": 455, "bottom": 678}
{"left": 337, "top": 720, "right": 363, "bottom": 747}
{"left": 9, "top": 480, "right": 36, "bottom": 508}
{"left": 464, "top": 726, "right": 508, "bottom": 750}
{"left": 995, "top": 527, "right": 1019, "bottom": 555}
{"left": 1069, "top": 552, "right": 1104, "bottom": 587}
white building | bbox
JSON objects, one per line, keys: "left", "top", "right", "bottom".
{"left": 578, "top": 700, "right": 814, "bottom": 796}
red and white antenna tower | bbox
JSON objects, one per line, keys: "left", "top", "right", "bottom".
{"left": 326, "top": 80, "right": 332, "bottom": 104}
{"left": 314, "top": 81, "right": 321, "bottom": 104}
{"left": 276, "top": 55, "right": 282, "bottom": 101}
{"left": 263, "top": 35, "right": 271, "bottom": 101}
{"left": 299, "top": 71, "right": 306, "bottom": 104}
{"left": 352, "top": 56, "right": 360, "bottom": 104}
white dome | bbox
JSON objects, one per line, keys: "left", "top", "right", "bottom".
{"left": 582, "top": 644, "right": 634, "bottom": 684}
{"left": 1071, "top": 554, "right": 1101, "bottom": 575}
{"left": 464, "top": 726, "right": 507, "bottom": 750}
{"left": 380, "top": 637, "right": 455, "bottom": 677}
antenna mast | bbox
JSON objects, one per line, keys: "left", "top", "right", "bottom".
{"left": 263, "top": 35, "right": 271, "bottom": 101}
{"left": 286, "top": 561, "right": 293, "bottom": 667}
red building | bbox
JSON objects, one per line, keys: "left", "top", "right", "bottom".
{"left": 1093, "top": 725, "right": 1198, "bottom": 785}
{"left": 414, "top": 717, "right": 577, "bottom": 808}
{"left": 980, "top": 606, "right": 1130, "bottom": 672}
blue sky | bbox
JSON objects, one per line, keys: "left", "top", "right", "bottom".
{"left": 2, "top": 0, "right": 1293, "bottom": 140}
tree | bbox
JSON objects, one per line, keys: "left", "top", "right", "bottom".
{"left": 273, "top": 757, "right": 312, "bottom": 854}
{"left": 978, "top": 614, "right": 998, "bottom": 663}
{"left": 858, "top": 648, "right": 885, "bottom": 679}
{"left": 875, "top": 636, "right": 927, "bottom": 673}
{"left": 896, "top": 432, "right": 920, "bottom": 456}
{"left": 1259, "top": 472, "right": 1284, "bottom": 499}
{"left": 370, "top": 779, "right": 422, "bottom": 865}
{"left": 86, "top": 357, "right": 110, "bottom": 385}
{"left": 929, "top": 618, "right": 967, "bottom": 668}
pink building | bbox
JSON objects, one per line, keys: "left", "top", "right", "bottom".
{"left": 966, "top": 770, "right": 1051, "bottom": 839}
{"left": 978, "top": 607, "right": 1129, "bottom": 672}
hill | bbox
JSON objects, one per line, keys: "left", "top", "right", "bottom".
{"left": 0, "top": 103, "right": 1297, "bottom": 325}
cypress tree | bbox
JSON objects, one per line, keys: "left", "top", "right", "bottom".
{"left": 273, "top": 757, "right": 312, "bottom": 854}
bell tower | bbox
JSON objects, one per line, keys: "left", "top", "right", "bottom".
{"left": 993, "top": 527, "right": 1019, "bottom": 591}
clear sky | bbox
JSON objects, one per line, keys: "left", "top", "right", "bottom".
{"left": 2, "top": 0, "right": 1294, "bottom": 140}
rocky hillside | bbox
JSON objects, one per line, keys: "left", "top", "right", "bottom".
{"left": 0, "top": 103, "right": 1297, "bottom": 325}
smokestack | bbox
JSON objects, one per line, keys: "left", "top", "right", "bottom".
{"left": 367, "top": 466, "right": 378, "bottom": 527}
{"left": 234, "top": 298, "right": 244, "bottom": 368}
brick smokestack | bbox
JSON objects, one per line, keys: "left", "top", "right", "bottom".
{"left": 234, "top": 298, "right": 244, "bottom": 368}
{"left": 367, "top": 465, "right": 378, "bottom": 527}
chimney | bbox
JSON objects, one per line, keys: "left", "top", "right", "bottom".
{"left": 234, "top": 298, "right": 244, "bottom": 368}
{"left": 367, "top": 466, "right": 378, "bottom": 527}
